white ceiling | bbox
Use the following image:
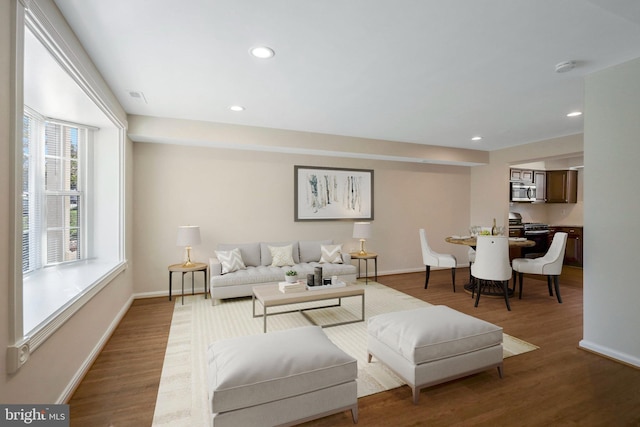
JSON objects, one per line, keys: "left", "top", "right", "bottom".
{"left": 53, "top": 0, "right": 640, "bottom": 151}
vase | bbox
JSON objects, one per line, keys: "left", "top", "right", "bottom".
{"left": 285, "top": 275, "right": 298, "bottom": 283}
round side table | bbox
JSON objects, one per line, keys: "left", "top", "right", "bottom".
{"left": 168, "top": 262, "right": 208, "bottom": 304}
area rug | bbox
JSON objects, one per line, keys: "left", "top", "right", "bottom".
{"left": 152, "top": 282, "right": 538, "bottom": 426}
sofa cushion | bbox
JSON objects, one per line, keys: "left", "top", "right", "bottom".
{"left": 367, "top": 306, "right": 503, "bottom": 365}
{"left": 269, "top": 244, "right": 295, "bottom": 267}
{"left": 320, "top": 244, "right": 343, "bottom": 264}
{"left": 299, "top": 240, "right": 333, "bottom": 262}
{"left": 215, "top": 248, "right": 246, "bottom": 273}
{"left": 261, "top": 241, "right": 300, "bottom": 265}
{"left": 207, "top": 326, "right": 357, "bottom": 413}
{"left": 217, "top": 243, "right": 261, "bottom": 267}
{"left": 211, "top": 266, "right": 287, "bottom": 288}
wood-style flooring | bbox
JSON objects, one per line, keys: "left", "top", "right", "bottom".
{"left": 68, "top": 297, "right": 174, "bottom": 426}
{"left": 69, "top": 267, "right": 640, "bottom": 426}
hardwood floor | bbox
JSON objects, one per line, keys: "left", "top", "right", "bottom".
{"left": 68, "top": 297, "right": 174, "bottom": 427}
{"left": 69, "top": 267, "right": 640, "bottom": 426}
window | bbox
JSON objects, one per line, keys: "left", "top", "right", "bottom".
{"left": 23, "top": 110, "right": 87, "bottom": 273}
{"left": 7, "top": 1, "right": 128, "bottom": 373}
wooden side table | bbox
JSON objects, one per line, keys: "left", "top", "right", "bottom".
{"left": 349, "top": 252, "right": 378, "bottom": 284}
{"left": 168, "top": 262, "right": 208, "bottom": 304}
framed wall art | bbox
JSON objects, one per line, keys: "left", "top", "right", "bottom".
{"left": 294, "top": 165, "right": 374, "bottom": 221}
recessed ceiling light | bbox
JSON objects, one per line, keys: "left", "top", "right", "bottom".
{"left": 229, "top": 105, "right": 245, "bottom": 112}
{"left": 249, "top": 46, "right": 275, "bottom": 59}
{"left": 567, "top": 111, "right": 582, "bottom": 117}
{"left": 471, "top": 136, "right": 483, "bottom": 141}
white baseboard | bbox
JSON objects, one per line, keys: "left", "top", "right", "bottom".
{"left": 58, "top": 294, "right": 135, "bottom": 403}
{"left": 579, "top": 339, "right": 640, "bottom": 368}
{"left": 134, "top": 285, "right": 207, "bottom": 300}
{"left": 376, "top": 264, "right": 470, "bottom": 278}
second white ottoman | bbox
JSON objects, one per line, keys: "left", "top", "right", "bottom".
{"left": 367, "top": 305, "right": 503, "bottom": 404}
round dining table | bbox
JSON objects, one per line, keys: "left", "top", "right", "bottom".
{"left": 445, "top": 235, "right": 536, "bottom": 248}
{"left": 445, "top": 235, "right": 535, "bottom": 296}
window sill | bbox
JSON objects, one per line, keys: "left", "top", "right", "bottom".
{"left": 23, "top": 259, "right": 128, "bottom": 350}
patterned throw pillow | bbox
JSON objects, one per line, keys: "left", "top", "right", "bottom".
{"left": 269, "top": 244, "right": 295, "bottom": 267}
{"left": 215, "top": 248, "right": 246, "bottom": 274}
{"left": 319, "top": 244, "right": 343, "bottom": 264}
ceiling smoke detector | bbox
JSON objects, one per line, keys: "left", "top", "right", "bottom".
{"left": 555, "top": 61, "right": 576, "bottom": 73}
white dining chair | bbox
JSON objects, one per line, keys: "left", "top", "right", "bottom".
{"left": 419, "top": 229, "right": 457, "bottom": 292}
{"left": 471, "top": 236, "right": 512, "bottom": 310}
{"left": 468, "top": 247, "right": 476, "bottom": 284}
{"left": 511, "top": 232, "right": 568, "bottom": 303}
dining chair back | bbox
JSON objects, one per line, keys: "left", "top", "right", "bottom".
{"left": 512, "top": 232, "right": 568, "bottom": 303}
{"left": 419, "top": 229, "right": 457, "bottom": 292}
{"left": 471, "top": 235, "right": 512, "bottom": 310}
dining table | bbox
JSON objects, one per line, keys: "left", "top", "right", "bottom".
{"left": 445, "top": 235, "right": 535, "bottom": 296}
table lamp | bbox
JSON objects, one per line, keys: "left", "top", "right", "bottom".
{"left": 352, "top": 222, "right": 372, "bottom": 255}
{"left": 176, "top": 225, "right": 201, "bottom": 267}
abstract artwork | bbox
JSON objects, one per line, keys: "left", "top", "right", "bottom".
{"left": 294, "top": 166, "right": 374, "bottom": 221}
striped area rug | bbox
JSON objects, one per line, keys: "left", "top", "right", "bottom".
{"left": 152, "top": 282, "right": 538, "bottom": 426}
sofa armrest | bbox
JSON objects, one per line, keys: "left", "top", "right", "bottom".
{"left": 210, "top": 257, "right": 222, "bottom": 277}
{"left": 341, "top": 253, "right": 352, "bottom": 264}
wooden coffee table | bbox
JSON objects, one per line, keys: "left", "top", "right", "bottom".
{"left": 252, "top": 284, "right": 365, "bottom": 333}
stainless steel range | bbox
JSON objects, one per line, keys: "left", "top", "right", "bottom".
{"left": 508, "top": 212, "right": 524, "bottom": 237}
{"left": 509, "top": 213, "right": 550, "bottom": 257}
{"left": 523, "top": 223, "right": 550, "bottom": 258}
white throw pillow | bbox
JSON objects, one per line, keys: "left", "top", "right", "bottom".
{"left": 215, "top": 248, "right": 246, "bottom": 274}
{"left": 269, "top": 244, "right": 295, "bottom": 267}
{"left": 319, "top": 244, "right": 343, "bottom": 264}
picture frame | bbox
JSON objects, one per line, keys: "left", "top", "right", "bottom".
{"left": 294, "top": 165, "right": 374, "bottom": 221}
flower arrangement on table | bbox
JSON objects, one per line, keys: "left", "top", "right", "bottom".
{"left": 284, "top": 270, "right": 298, "bottom": 283}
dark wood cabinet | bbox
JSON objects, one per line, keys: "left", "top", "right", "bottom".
{"left": 546, "top": 170, "right": 578, "bottom": 203}
{"left": 549, "top": 226, "right": 583, "bottom": 267}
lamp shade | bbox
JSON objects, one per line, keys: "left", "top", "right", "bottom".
{"left": 352, "top": 222, "right": 372, "bottom": 239}
{"left": 176, "top": 225, "right": 201, "bottom": 247}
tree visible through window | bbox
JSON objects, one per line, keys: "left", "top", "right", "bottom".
{"left": 23, "top": 109, "right": 85, "bottom": 273}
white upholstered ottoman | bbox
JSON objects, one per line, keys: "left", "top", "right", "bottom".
{"left": 207, "top": 326, "right": 358, "bottom": 427}
{"left": 367, "top": 305, "right": 503, "bottom": 404}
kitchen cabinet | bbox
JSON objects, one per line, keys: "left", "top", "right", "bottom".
{"left": 549, "top": 226, "right": 583, "bottom": 267}
{"left": 510, "top": 168, "right": 534, "bottom": 183}
{"left": 534, "top": 171, "right": 546, "bottom": 202}
{"left": 546, "top": 170, "right": 577, "bottom": 203}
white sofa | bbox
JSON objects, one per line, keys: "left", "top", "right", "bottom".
{"left": 209, "top": 240, "right": 357, "bottom": 302}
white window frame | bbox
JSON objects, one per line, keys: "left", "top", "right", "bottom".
{"left": 23, "top": 108, "right": 91, "bottom": 272}
{"left": 7, "top": 0, "right": 128, "bottom": 373}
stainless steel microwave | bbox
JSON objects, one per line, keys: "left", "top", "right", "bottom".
{"left": 510, "top": 182, "right": 536, "bottom": 202}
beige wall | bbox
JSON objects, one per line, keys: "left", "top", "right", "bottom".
{"left": 128, "top": 115, "right": 490, "bottom": 166}
{"left": 132, "top": 142, "right": 473, "bottom": 295}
